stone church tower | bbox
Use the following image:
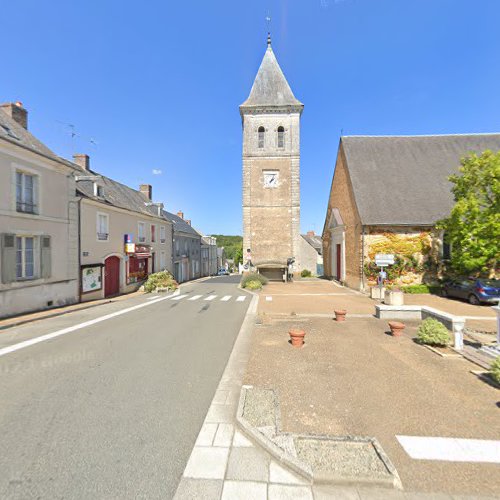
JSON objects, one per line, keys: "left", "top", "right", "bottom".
{"left": 240, "top": 35, "right": 303, "bottom": 279}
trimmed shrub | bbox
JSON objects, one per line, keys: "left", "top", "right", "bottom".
{"left": 416, "top": 318, "right": 450, "bottom": 346}
{"left": 245, "top": 280, "right": 263, "bottom": 290}
{"left": 301, "top": 269, "right": 312, "bottom": 277}
{"left": 401, "top": 284, "right": 441, "bottom": 294}
{"left": 144, "top": 271, "right": 178, "bottom": 293}
{"left": 490, "top": 356, "right": 500, "bottom": 384}
{"left": 241, "top": 272, "right": 268, "bottom": 288}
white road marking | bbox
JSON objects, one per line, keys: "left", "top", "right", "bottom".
{"left": 188, "top": 295, "right": 203, "bottom": 301}
{"left": 397, "top": 436, "right": 500, "bottom": 463}
{"left": 204, "top": 295, "right": 217, "bottom": 301}
{"left": 220, "top": 295, "right": 232, "bottom": 302}
{"left": 236, "top": 296, "right": 247, "bottom": 302}
{"left": 266, "top": 296, "right": 273, "bottom": 302}
{"left": 0, "top": 296, "right": 169, "bottom": 358}
{"left": 171, "top": 294, "right": 187, "bottom": 301}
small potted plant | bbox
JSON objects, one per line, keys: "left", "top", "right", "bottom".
{"left": 334, "top": 309, "right": 347, "bottom": 322}
{"left": 388, "top": 321, "right": 405, "bottom": 337}
{"left": 289, "top": 328, "right": 306, "bottom": 347}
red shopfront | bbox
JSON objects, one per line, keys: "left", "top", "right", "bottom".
{"left": 126, "top": 244, "right": 152, "bottom": 284}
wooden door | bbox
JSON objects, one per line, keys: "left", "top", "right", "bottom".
{"left": 336, "top": 244, "right": 341, "bottom": 280}
{"left": 104, "top": 256, "right": 120, "bottom": 297}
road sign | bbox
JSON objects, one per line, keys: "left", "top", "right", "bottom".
{"left": 375, "top": 253, "right": 394, "bottom": 266}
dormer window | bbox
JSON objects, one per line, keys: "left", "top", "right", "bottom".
{"left": 93, "top": 182, "right": 104, "bottom": 198}
{"left": 277, "top": 126, "right": 285, "bottom": 148}
{"left": 258, "top": 127, "right": 265, "bottom": 148}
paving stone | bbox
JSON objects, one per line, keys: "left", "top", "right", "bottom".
{"left": 268, "top": 484, "right": 313, "bottom": 499}
{"left": 213, "top": 423, "right": 234, "bottom": 447}
{"left": 213, "top": 389, "right": 229, "bottom": 404}
{"left": 204, "top": 404, "right": 235, "bottom": 424}
{"left": 195, "top": 423, "right": 218, "bottom": 446}
{"left": 232, "top": 430, "right": 254, "bottom": 447}
{"left": 269, "top": 460, "right": 308, "bottom": 485}
{"left": 174, "top": 478, "right": 223, "bottom": 500}
{"left": 221, "top": 480, "right": 267, "bottom": 500}
{"left": 312, "top": 485, "right": 361, "bottom": 499}
{"left": 184, "top": 447, "right": 229, "bottom": 479}
{"left": 226, "top": 446, "right": 270, "bottom": 482}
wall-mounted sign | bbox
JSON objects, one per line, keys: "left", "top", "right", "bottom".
{"left": 124, "top": 233, "right": 133, "bottom": 244}
{"left": 125, "top": 242, "right": 136, "bottom": 254}
{"left": 81, "top": 265, "right": 102, "bottom": 293}
{"left": 375, "top": 253, "right": 395, "bottom": 266}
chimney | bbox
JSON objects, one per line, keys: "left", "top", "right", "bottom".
{"left": 0, "top": 101, "right": 28, "bottom": 129}
{"left": 73, "top": 153, "right": 90, "bottom": 170}
{"left": 307, "top": 230, "right": 315, "bottom": 237}
{"left": 140, "top": 184, "right": 152, "bottom": 200}
{"left": 185, "top": 219, "right": 191, "bottom": 226}
{"left": 177, "top": 211, "right": 184, "bottom": 220}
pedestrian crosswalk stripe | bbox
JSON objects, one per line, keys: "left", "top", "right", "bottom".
{"left": 221, "top": 295, "right": 231, "bottom": 301}
{"left": 171, "top": 294, "right": 187, "bottom": 301}
{"left": 188, "top": 295, "right": 203, "bottom": 301}
{"left": 236, "top": 296, "right": 246, "bottom": 302}
{"left": 204, "top": 295, "right": 217, "bottom": 301}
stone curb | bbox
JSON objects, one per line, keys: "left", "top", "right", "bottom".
{"left": 236, "top": 386, "right": 403, "bottom": 490}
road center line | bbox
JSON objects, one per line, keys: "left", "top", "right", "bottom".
{"left": 0, "top": 296, "right": 169, "bottom": 358}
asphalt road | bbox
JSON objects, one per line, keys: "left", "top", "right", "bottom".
{"left": 0, "top": 275, "right": 250, "bottom": 499}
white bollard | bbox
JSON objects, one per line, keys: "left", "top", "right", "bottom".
{"left": 453, "top": 321, "right": 465, "bottom": 351}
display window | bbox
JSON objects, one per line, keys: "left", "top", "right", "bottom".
{"left": 128, "top": 256, "right": 148, "bottom": 284}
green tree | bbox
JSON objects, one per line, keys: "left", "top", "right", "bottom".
{"left": 234, "top": 245, "right": 243, "bottom": 265}
{"left": 438, "top": 150, "right": 500, "bottom": 276}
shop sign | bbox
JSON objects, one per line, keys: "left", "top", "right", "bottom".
{"left": 125, "top": 242, "right": 136, "bottom": 254}
{"left": 135, "top": 245, "right": 152, "bottom": 257}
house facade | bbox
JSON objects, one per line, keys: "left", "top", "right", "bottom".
{"left": 241, "top": 35, "right": 303, "bottom": 280}
{"left": 75, "top": 156, "right": 173, "bottom": 301}
{"left": 322, "top": 134, "right": 500, "bottom": 290}
{"left": 0, "top": 102, "right": 79, "bottom": 318}
{"left": 300, "top": 231, "right": 323, "bottom": 276}
{"left": 165, "top": 211, "right": 202, "bottom": 283}
{"left": 201, "top": 236, "right": 217, "bottom": 277}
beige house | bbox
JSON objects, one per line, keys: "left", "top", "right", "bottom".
{"left": 300, "top": 231, "right": 323, "bottom": 276}
{"left": 74, "top": 155, "right": 173, "bottom": 301}
{"left": 0, "top": 102, "right": 79, "bottom": 318}
{"left": 322, "top": 134, "right": 500, "bottom": 290}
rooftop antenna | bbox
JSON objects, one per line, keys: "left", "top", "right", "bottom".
{"left": 266, "top": 13, "right": 271, "bottom": 46}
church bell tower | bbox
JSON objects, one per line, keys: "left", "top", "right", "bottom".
{"left": 240, "top": 35, "right": 303, "bottom": 279}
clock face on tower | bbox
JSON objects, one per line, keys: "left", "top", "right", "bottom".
{"left": 263, "top": 170, "right": 279, "bottom": 188}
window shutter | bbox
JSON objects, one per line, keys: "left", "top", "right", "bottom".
{"left": 40, "top": 235, "right": 51, "bottom": 279}
{"left": 1, "top": 233, "right": 16, "bottom": 284}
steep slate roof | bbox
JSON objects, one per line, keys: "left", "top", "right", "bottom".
{"left": 301, "top": 234, "right": 323, "bottom": 255}
{"left": 163, "top": 211, "right": 200, "bottom": 237}
{"left": 341, "top": 134, "right": 500, "bottom": 226}
{"left": 0, "top": 107, "right": 60, "bottom": 161}
{"left": 240, "top": 41, "right": 303, "bottom": 110}
{"left": 76, "top": 173, "right": 166, "bottom": 219}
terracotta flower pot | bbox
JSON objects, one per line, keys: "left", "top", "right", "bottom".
{"left": 334, "top": 309, "right": 347, "bottom": 322}
{"left": 289, "top": 328, "right": 306, "bottom": 348}
{"left": 388, "top": 321, "right": 405, "bottom": 337}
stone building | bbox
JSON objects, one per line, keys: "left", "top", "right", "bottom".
{"left": 0, "top": 102, "right": 79, "bottom": 318}
{"left": 300, "top": 231, "right": 323, "bottom": 276}
{"left": 240, "top": 35, "right": 303, "bottom": 280}
{"left": 75, "top": 158, "right": 173, "bottom": 301}
{"left": 201, "top": 235, "right": 217, "bottom": 277}
{"left": 322, "top": 134, "right": 500, "bottom": 290}
{"left": 164, "top": 211, "right": 201, "bottom": 283}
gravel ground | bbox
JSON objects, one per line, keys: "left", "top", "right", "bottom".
{"left": 243, "top": 315, "right": 500, "bottom": 496}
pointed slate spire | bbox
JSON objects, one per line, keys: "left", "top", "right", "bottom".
{"left": 240, "top": 35, "right": 303, "bottom": 112}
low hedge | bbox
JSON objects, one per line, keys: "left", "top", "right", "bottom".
{"left": 241, "top": 272, "right": 268, "bottom": 289}
{"left": 301, "top": 269, "right": 312, "bottom": 277}
{"left": 490, "top": 356, "right": 500, "bottom": 384}
{"left": 144, "top": 271, "right": 178, "bottom": 293}
{"left": 416, "top": 317, "right": 450, "bottom": 346}
{"left": 401, "top": 284, "right": 442, "bottom": 294}
{"left": 245, "top": 280, "right": 263, "bottom": 290}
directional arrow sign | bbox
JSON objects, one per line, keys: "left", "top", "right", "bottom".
{"left": 375, "top": 253, "right": 395, "bottom": 266}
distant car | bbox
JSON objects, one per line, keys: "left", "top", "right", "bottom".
{"left": 217, "top": 268, "right": 229, "bottom": 276}
{"left": 442, "top": 278, "right": 500, "bottom": 305}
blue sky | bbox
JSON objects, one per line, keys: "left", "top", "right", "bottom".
{"left": 2, "top": 0, "right": 499, "bottom": 235}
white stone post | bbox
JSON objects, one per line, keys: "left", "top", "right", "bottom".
{"left": 453, "top": 319, "right": 465, "bottom": 351}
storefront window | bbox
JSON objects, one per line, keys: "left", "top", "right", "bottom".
{"left": 128, "top": 256, "right": 148, "bottom": 284}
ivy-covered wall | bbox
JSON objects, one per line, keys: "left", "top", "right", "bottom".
{"left": 363, "top": 227, "right": 441, "bottom": 286}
